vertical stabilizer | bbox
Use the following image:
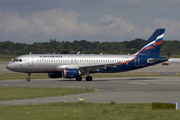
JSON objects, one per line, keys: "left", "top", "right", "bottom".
{"left": 136, "top": 29, "right": 165, "bottom": 56}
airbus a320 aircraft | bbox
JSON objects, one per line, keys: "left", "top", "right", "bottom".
{"left": 6, "top": 28, "right": 168, "bottom": 81}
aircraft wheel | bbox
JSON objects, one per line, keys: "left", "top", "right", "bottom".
{"left": 76, "top": 76, "right": 82, "bottom": 81}
{"left": 86, "top": 76, "right": 92, "bottom": 81}
{"left": 26, "top": 78, "right": 31, "bottom": 81}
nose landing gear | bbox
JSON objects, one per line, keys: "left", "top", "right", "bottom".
{"left": 26, "top": 73, "right": 31, "bottom": 81}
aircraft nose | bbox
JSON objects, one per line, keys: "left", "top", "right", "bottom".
{"left": 6, "top": 63, "right": 13, "bottom": 70}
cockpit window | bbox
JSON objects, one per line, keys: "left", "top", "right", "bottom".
{"left": 12, "top": 59, "right": 22, "bottom": 62}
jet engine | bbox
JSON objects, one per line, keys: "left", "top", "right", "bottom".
{"left": 62, "top": 68, "right": 81, "bottom": 78}
{"left": 48, "top": 72, "right": 62, "bottom": 78}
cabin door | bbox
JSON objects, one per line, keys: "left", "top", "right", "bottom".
{"left": 135, "top": 57, "right": 140, "bottom": 66}
{"left": 28, "top": 56, "right": 33, "bottom": 66}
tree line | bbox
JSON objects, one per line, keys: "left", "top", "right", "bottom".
{"left": 0, "top": 39, "right": 180, "bottom": 57}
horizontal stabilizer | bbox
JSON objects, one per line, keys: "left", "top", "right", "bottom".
{"left": 147, "top": 57, "right": 168, "bottom": 64}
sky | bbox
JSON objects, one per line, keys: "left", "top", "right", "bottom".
{"left": 0, "top": 0, "right": 180, "bottom": 44}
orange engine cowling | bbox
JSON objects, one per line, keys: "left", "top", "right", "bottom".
{"left": 62, "top": 68, "right": 81, "bottom": 78}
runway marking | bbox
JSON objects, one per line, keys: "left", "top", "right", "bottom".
{"left": 128, "top": 82, "right": 149, "bottom": 85}
{"left": 0, "top": 80, "right": 27, "bottom": 83}
{"left": 107, "top": 80, "right": 122, "bottom": 82}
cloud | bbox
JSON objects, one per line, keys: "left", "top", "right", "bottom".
{"left": 0, "top": 8, "right": 80, "bottom": 42}
{"left": 1, "top": 7, "right": 176, "bottom": 43}
{"left": 97, "top": 14, "right": 154, "bottom": 38}
{"left": 30, "top": 8, "right": 80, "bottom": 37}
{"left": 98, "top": 14, "right": 135, "bottom": 34}
{"left": 154, "top": 18, "right": 180, "bottom": 37}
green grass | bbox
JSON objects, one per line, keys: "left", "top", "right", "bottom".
{"left": 0, "top": 57, "right": 12, "bottom": 63}
{"left": 0, "top": 103, "right": 180, "bottom": 120}
{"left": 0, "top": 72, "right": 169, "bottom": 80}
{"left": 0, "top": 72, "right": 49, "bottom": 80}
{"left": 0, "top": 87, "right": 94, "bottom": 100}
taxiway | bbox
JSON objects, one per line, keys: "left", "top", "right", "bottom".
{"left": 1, "top": 62, "right": 180, "bottom": 105}
{"left": 0, "top": 76, "right": 180, "bottom": 105}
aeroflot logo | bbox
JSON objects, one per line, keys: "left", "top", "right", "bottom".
{"left": 139, "top": 34, "right": 164, "bottom": 52}
{"left": 39, "top": 56, "right": 63, "bottom": 58}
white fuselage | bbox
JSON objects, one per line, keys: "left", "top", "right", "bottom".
{"left": 6, "top": 54, "right": 135, "bottom": 73}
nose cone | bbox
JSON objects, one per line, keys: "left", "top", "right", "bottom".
{"left": 6, "top": 63, "right": 13, "bottom": 71}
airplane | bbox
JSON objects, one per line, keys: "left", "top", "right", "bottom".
{"left": 6, "top": 28, "right": 168, "bottom": 81}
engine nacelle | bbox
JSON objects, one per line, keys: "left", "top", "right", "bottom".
{"left": 48, "top": 72, "right": 62, "bottom": 78}
{"left": 62, "top": 68, "right": 80, "bottom": 78}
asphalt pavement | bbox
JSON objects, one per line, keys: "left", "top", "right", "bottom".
{"left": 1, "top": 62, "right": 180, "bottom": 105}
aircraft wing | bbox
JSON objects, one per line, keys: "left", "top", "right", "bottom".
{"left": 55, "top": 62, "right": 123, "bottom": 72}
{"left": 78, "top": 62, "right": 123, "bottom": 73}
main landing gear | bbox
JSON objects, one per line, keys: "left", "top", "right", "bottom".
{"left": 76, "top": 76, "right": 82, "bottom": 81}
{"left": 75, "top": 76, "right": 92, "bottom": 81}
{"left": 86, "top": 76, "right": 92, "bottom": 81}
{"left": 26, "top": 73, "right": 31, "bottom": 81}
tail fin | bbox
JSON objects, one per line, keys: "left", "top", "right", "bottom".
{"left": 136, "top": 28, "right": 165, "bottom": 56}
